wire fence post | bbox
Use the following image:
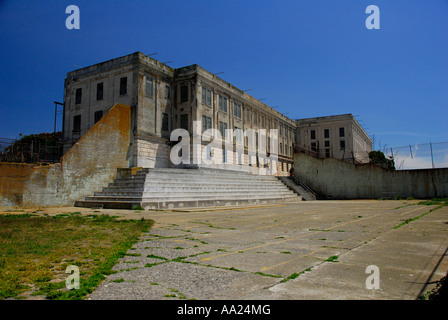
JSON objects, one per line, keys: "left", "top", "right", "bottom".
{"left": 430, "top": 142, "right": 435, "bottom": 169}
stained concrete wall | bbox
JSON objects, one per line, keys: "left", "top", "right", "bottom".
{"left": 294, "top": 152, "right": 448, "bottom": 199}
{"left": 0, "top": 104, "right": 131, "bottom": 207}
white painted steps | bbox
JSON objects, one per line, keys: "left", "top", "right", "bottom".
{"left": 75, "top": 168, "right": 302, "bottom": 209}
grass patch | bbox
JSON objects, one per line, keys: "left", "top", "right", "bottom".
{"left": 0, "top": 214, "right": 153, "bottom": 300}
{"left": 418, "top": 198, "right": 448, "bottom": 207}
{"left": 325, "top": 255, "right": 339, "bottom": 263}
{"left": 393, "top": 202, "right": 444, "bottom": 229}
{"left": 281, "top": 268, "right": 311, "bottom": 283}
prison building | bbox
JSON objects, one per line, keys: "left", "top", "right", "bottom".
{"left": 63, "top": 51, "right": 296, "bottom": 175}
{"left": 295, "top": 114, "right": 372, "bottom": 163}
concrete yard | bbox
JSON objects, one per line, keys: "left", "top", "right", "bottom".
{"left": 13, "top": 200, "right": 447, "bottom": 300}
{"left": 81, "top": 199, "right": 447, "bottom": 300}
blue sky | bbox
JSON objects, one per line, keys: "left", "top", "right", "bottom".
{"left": 1, "top": 0, "right": 447, "bottom": 151}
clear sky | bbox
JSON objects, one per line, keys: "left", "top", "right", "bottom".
{"left": 1, "top": 0, "right": 447, "bottom": 152}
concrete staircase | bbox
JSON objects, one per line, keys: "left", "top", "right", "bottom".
{"left": 278, "top": 176, "right": 316, "bottom": 201}
{"left": 75, "top": 168, "right": 302, "bottom": 210}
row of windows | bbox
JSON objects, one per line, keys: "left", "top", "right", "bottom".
{"left": 310, "top": 127, "right": 345, "bottom": 140}
{"left": 74, "top": 77, "right": 128, "bottom": 105}
{"left": 72, "top": 111, "right": 104, "bottom": 133}
{"left": 74, "top": 76, "right": 172, "bottom": 105}
{"left": 201, "top": 115, "right": 292, "bottom": 156}
{"left": 73, "top": 110, "right": 170, "bottom": 134}
{"left": 201, "top": 86, "right": 293, "bottom": 138}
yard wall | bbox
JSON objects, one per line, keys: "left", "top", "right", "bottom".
{"left": 294, "top": 152, "right": 448, "bottom": 199}
{"left": 0, "top": 104, "right": 131, "bottom": 207}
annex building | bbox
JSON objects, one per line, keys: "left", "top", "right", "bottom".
{"left": 295, "top": 114, "right": 372, "bottom": 163}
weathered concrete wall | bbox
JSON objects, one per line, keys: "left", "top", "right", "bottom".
{"left": 294, "top": 152, "right": 448, "bottom": 199}
{"left": 0, "top": 104, "right": 131, "bottom": 207}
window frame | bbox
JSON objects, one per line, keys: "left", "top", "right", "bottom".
{"left": 96, "top": 82, "right": 104, "bottom": 101}
{"left": 119, "top": 77, "right": 127, "bottom": 95}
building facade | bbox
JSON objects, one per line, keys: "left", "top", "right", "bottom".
{"left": 294, "top": 114, "right": 372, "bottom": 163}
{"left": 63, "top": 52, "right": 296, "bottom": 175}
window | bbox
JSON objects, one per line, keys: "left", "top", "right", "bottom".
{"left": 339, "top": 127, "right": 345, "bottom": 138}
{"left": 324, "top": 129, "right": 330, "bottom": 139}
{"left": 180, "top": 114, "right": 188, "bottom": 130}
{"left": 253, "top": 112, "right": 258, "bottom": 125}
{"left": 222, "top": 149, "right": 227, "bottom": 163}
{"left": 202, "top": 87, "right": 212, "bottom": 106}
{"left": 340, "top": 140, "right": 346, "bottom": 150}
{"left": 310, "top": 130, "right": 316, "bottom": 140}
{"left": 245, "top": 108, "right": 251, "bottom": 123}
{"left": 279, "top": 124, "right": 283, "bottom": 136}
{"left": 96, "top": 83, "right": 103, "bottom": 100}
{"left": 145, "top": 77, "right": 153, "bottom": 97}
{"left": 233, "top": 101, "right": 242, "bottom": 119}
{"left": 75, "top": 88, "right": 82, "bottom": 104}
{"left": 325, "top": 149, "right": 330, "bottom": 158}
{"left": 219, "top": 95, "right": 227, "bottom": 112}
{"left": 73, "top": 115, "right": 81, "bottom": 133}
{"left": 202, "top": 115, "right": 212, "bottom": 132}
{"left": 119, "top": 77, "right": 127, "bottom": 95}
{"left": 311, "top": 142, "right": 317, "bottom": 152}
{"left": 180, "top": 85, "right": 189, "bottom": 103}
{"left": 206, "top": 145, "right": 211, "bottom": 160}
{"left": 219, "top": 121, "right": 227, "bottom": 139}
{"left": 234, "top": 127, "right": 242, "bottom": 142}
{"left": 280, "top": 143, "right": 283, "bottom": 154}
{"left": 162, "top": 113, "right": 169, "bottom": 131}
{"left": 165, "top": 85, "right": 171, "bottom": 99}
{"left": 325, "top": 141, "right": 330, "bottom": 148}
{"left": 94, "top": 110, "right": 103, "bottom": 124}
{"left": 261, "top": 115, "right": 265, "bottom": 128}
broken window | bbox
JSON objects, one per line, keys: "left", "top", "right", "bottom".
{"left": 119, "top": 77, "right": 127, "bottom": 95}
{"left": 202, "top": 87, "right": 212, "bottom": 107}
{"left": 219, "top": 95, "right": 227, "bottom": 113}
{"left": 180, "top": 114, "right": 188, "bottom": 130}
{"left": 180, "top": 85, "right": 189, "bottom": 103}
{"left": 96, "top": 83, "right": 103, "bottom": 100}
{"left": 339, "top": 127, "right": 345, "bottom": 137}
{"left": 75, "top": 88, "right": 82, "bottom": 104}
{"left": 162, "top": 113, "right": 169, "bottom": 131}
{"left": 310, "top": 130, "right": 316, "bottom": 140}
{"left": 234, "top": 102, "right": 242, "bottom": 119}
{"left": 165, "top": 85, "right": 171, "bottom": 99}
{"left": 219, "top": 121, "right": 227, "bottom": 139}
{"left": 202, "top": 115, "right": 212, "bottom": 132}
{"left": 145, "top": 77, "right": 153, "bottom": 97}
{"left": 94, "top": 110, "right": 103, "bottom": 124}
{"left": 73, "top": 115, "right": 81, "bottom": 133}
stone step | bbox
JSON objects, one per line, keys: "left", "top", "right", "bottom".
{"left": 75, "top": 196, "right": 301, "bottom": 210}
{"left": 87, "top": 191, "right": 296, "bottom": 201}
{"left": 100, "top": 185, "right": 290, "bottom": 194}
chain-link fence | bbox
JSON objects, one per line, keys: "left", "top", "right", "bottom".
{"left": 295, "top": 142, "right": 448, "bottom": 170}
{"left": 0, "top": 133, "right": 63, "bottom": 164}
{"left": 383, "top": 142, "right": 448, "bottom": 170}
{"left": 294, "top": 145, "right": 370, "bottom": 165}
{"left": 381, "top": 142, "right": 448, "bottom": 170}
